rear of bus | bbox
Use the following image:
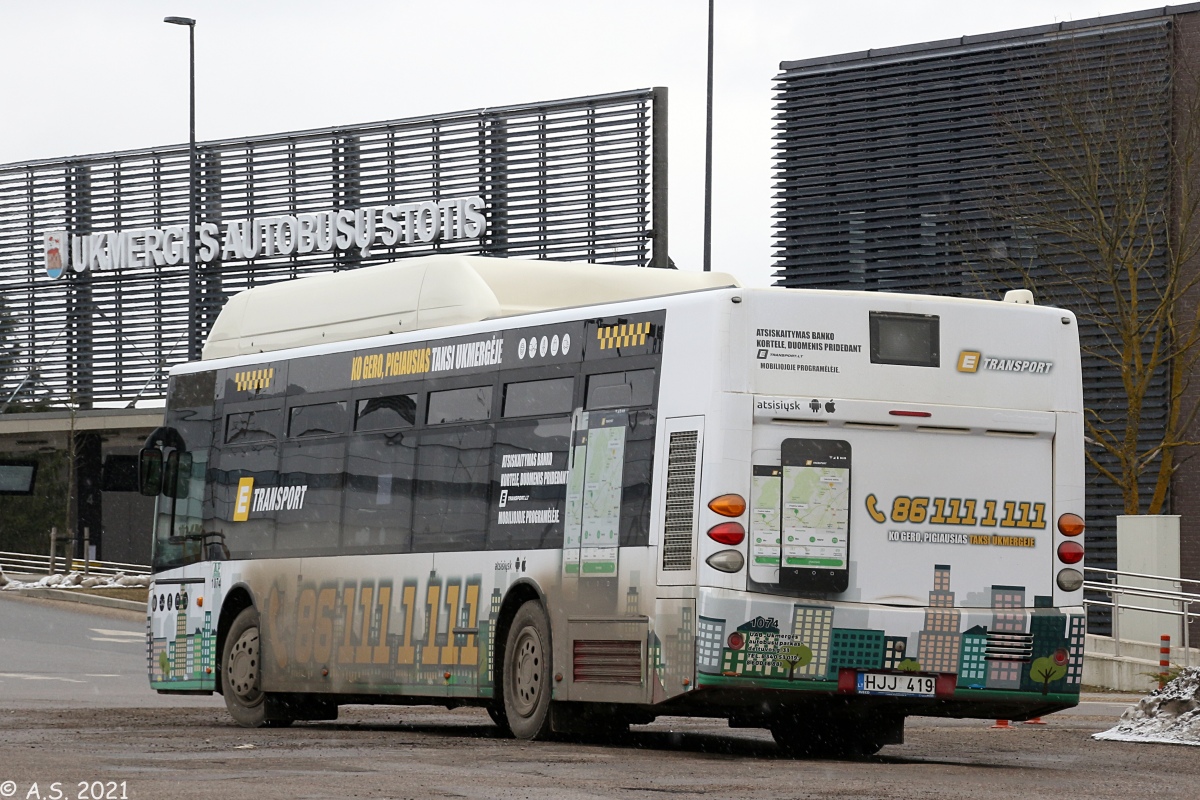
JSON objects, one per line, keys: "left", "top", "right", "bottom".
{"left": 676, "top": 287, "right": 1084, "bottom": 753}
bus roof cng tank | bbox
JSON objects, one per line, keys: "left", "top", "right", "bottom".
{"left": 201, "top": 254, "right": 740, "bottom": 360}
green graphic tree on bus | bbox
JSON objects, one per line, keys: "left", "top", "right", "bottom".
{"left": 1029, "top": 649, "right": 1069, "bottom": 694}
{"left": 776, "top": 644, "right": 813, "bottom": 681}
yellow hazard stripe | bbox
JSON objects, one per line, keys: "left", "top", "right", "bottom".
{"left": 233, "top": 367, "right": 274, "bottom": 393}
{"left": 596, "top": 321, "right": 650, "bottom": 350}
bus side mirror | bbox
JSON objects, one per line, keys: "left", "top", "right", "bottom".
{"left": 172, "top": 452, "right": 193, "bottom": 499}
{"left": 139, "top": 449, "right": 163, "bottom": 496}
{"left": 162, "top": 451, "right": 191, "bottom": 500}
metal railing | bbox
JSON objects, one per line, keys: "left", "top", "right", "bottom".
{"left": 0, "top": 550, "right": 150, "bottom": 579}
{"left": 1083, "top": 567, "right": 1200, "bottom": 668}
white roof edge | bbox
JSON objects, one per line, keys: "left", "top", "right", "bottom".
{"left": 201, "top": 255, "right": 740, "bottom": 360}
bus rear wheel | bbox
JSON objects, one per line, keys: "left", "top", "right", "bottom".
{"left": 502, "top": 601, "right": 553, "bottom": 740}
{"left": 222, "top": 607, "right": 290, "bottom": 728}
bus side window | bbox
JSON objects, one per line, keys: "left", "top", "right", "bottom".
{"left": 427, "top": 386, "right": 493, "bottom": 424}
{"left": 342, "top": 429, "right": 416, "bottom": 555}
{"left": 413, "top": 427, "right": 492, "bottom": 553}
{"left": 585, "top": 369, "right": 655, "bottom": 410}
{"left": 502, "top": 377, "right": 574, "bottom": 418}
{"left": 288, "top": 401, "right": 348, "bottom": 438}
{"left": 355, "top": 394, "right": 417, "bottom": 431}
{"left": 213, "top": 440, "right": 279, "bottom": 558}
{"left": 226, "top": 409, "right": 282, "bottom": 444}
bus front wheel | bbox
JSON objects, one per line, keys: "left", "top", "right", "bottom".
{"left": 222, "top": 607, "right": 290, "bottom": 728}
{"left": 487, "top": 703, "right": 510, "bottom": 733}
{"left": 502, "top": 601, "right": 553, "bottom": 740}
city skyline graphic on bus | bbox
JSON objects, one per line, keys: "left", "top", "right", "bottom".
{"left": 695, "top": 564, "right": 1084, "bottom": 693}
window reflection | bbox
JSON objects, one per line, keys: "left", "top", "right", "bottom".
{"left": 288, "top": 401, "right": 348, "bottom": 438}
{"left": 225, "top": 409, "right": 281, "bottom": 444}
{"left": 427, "top": 386, "right": 493, "bottom": 424}
{"left": 356, "top": 394, "right": 417, "bottom": 431}
{"left": 585, "top": 369, "right": 655, "bottom": 409}
{"left": 503, "top": 377, "right": 574, "bottom": 418}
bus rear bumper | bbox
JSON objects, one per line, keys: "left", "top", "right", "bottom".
{"left": 690, "top": 671, "right": 1078, "bottom": 721}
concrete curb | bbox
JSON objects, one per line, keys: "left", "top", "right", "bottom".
{"left": 10, "top": 587, "right": 145, "bottom": 612}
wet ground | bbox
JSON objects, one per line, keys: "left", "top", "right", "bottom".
{"left": 2, "top": 702, "right": 1197, "bottom": 800}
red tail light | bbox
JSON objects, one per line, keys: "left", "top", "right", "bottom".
{"left": 1057, "top": 541, "right": 1084, "bottom": 564}
{"left": 707, "top": 522, "right": 745, "bottom": 545}
{"left": 727, "top": 632, "right": 745, "bottom": 650}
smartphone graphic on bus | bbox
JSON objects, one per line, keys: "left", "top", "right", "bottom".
{"left": 779, "top": 438, "right": 851, "bottom": 593}
{"left": 748, "top": 464, "right": 783, "bottom": 585}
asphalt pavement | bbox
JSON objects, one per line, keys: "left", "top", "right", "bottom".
{"left": 0, "top": 590, "right": 223, "bottom": 709}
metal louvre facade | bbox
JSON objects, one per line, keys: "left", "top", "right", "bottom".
{"left": 0, "top": 88, "right": 666, "bottom": 409}
{"left": 771, "top": 19, "right": 1176, "bottom": 624}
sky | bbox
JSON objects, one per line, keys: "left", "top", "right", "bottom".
{"left": 0, "top": 0, "right": 1147, "bottom": 288}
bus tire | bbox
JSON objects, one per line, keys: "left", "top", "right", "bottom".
{"left": 502, "top": 601, "right": 553, "bottom": 740}
{"left": 221, "top": 607, "right": 283, "bottom": 728}
{"left": 487, "top": 703, "right": 510, "bottom": 733}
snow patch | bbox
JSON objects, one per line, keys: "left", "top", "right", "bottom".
{"left": 1094, "top": 668, "right": 1200, "bottom": 746}
{"left": 0, "top": 571, "right": 150, "bottom": 591}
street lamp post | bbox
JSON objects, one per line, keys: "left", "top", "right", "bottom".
{"left": 703, "top": 0, "right": 714, "bottom": 273}
{"left": 164, "top": 16, "right": 199, "bottom": 360}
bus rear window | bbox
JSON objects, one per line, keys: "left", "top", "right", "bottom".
{"left": 585, "top": 369, "right": 655, "bottom": 409}
{"left": 869, "top": 312, "right": 940, "bottom": 367}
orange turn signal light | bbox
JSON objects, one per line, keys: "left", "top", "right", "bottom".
{"left": 1057, "top": 513, "right": 1085, "bottom": 536}
{"left": 708, "top": 494, "right": 746, "bottom": 517}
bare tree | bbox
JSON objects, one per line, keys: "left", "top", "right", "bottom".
{"left": 983, "top": 33, "right": 1200, "bottom": 515}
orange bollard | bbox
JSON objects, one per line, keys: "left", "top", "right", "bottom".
{"left": 1023, "top": 717, "right": 1046, "bottom": 725}
{"left": 991, "top": 719, "right": 1013, "bottom": 729}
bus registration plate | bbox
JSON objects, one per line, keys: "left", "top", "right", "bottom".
{"left": 857, "top": 672, "right": 936, "bottom": 697}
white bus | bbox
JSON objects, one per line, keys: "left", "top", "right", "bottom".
{"left": 142, "top": 255, "right": 1086, "bottom": 756}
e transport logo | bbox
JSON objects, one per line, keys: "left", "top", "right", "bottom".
{"left": 957, "top": 350, "right": 1053, "bottom": 375}
{"left": 232, "top": 477, "right": 309, "bottom": 522}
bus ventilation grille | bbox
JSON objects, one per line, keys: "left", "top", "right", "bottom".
{"left": 984, "top": 632, "right": 1035, "bottom": 662}
{"left": 662, "top": 430, "right": 699, "bottom": 571}
{"left": 572, "top": 640, "right": 643, "bottom": 683}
